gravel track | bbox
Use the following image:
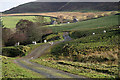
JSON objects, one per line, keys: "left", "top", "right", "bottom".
{"left": 14, "top": 33, "right": 87, "bottom": 78}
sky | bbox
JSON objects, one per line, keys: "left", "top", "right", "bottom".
{"left": 0, "top": 0, "right": 119, "bottom": 12}
{"left": 0, "top": 0, "right": 36, "bottom": 12}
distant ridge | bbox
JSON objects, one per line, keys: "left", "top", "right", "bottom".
{"left": 3, "top": 2, "right": 118, "bottom": 14}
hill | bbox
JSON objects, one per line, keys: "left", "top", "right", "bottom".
{"left": 49, "top": 15, "right": 119, "bottom": 32}
{"left": 3, "top": 2, "right": 118, "bottom": 14}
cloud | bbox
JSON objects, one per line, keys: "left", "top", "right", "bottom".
{"left": 0, "top": 0, "right": 36, "bottom": 12}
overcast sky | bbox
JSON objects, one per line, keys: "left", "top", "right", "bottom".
{"left": 0, "top": 0, "right": 36, "bottom": 12}
{"left": 0, "top": 0, "right": 119, "bottom": 12}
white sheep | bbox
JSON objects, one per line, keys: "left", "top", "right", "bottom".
{"left": 32, "top": 41, "right": 37, "bottom": 45}
{"left": 44, "top": 40, "right": 47, "bottom": 43}
{"left": 49, "top": 42, "right": 53, "bottom": 45}
{"left": 93, "top": 33, "right": 95, "bottom": 35}
{"left": 67, "top": 22, "right": 70, "bottom": 24}
{"left": 103, "top": 30, "right": 106, "bottom": 33}
{"left": 15, "top": 42, "right": 20, "bottom": 46}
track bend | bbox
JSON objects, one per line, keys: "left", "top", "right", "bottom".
{"left": 14, "top": 32, "right": 87, "bottom": 78}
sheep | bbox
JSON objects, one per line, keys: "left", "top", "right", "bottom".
{"left": 67, "top": 22, "right": 70, "bottom": 24}
{"left": 103, "top": 30, "right": 106, "bottom": 33}
{"left": 15, "top": 42, "right": 20, "bottom": 46}
{"left": 32, "top": 41, "right": 37, "bottom": 45}
{"left": 49, "top": 42, "right": 53, "bottom": 45}
{"left": 93, "top": 33, "right": 95, "bottom": 35}
{"left": 44, "top": 40, "right": 47, "bottom": 43}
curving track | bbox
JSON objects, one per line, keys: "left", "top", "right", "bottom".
{"left": 14, "top": 33, "right": 87, "bottom": 78}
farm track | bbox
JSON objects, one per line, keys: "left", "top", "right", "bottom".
{"left": 14, "top": 34, "right": 87, "bottom": 78}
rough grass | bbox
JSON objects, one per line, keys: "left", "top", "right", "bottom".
{"left": 49, "top": 15, "right": 119, "bottom": 32}
{"left": 2, "top": 11, "right": 117, "bottom": 29}
{"left": 31, "top": 55, "right": 118, "bottom": 78}
{"left": 2, "top": 56, "right": 45, "bottom": 78}
{"left": 2, "top": 43, "right": 46, "bottom": 78}
{"left": 2, "top": 11, "right": 113, "bottom": 19}
{"left": 51, "top": 26, "right": 119, "bottom": 60}
{"left": 31, "top": 26, "right": 119, "bottom": 78}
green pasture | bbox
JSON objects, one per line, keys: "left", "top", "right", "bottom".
{"left": 31, "top": 57, "right": 118, "bottom": 78}
{"left": 49, "top": 15, "right": 119, "bottom": 32}
{"left": 2, "top": 57, "right": 45, "bottom": 78}
{"left": 1, "top": 13, "right": 119, "bottom": 78}
{"left": 31, "top": 26, "right": 119, "bottom": 78}
{"left": 2, "top": 16, "right": 51, "bottom": 28}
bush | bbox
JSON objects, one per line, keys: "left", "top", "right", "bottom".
{"left": 77, "top": 51, "right": 118, "bottom": 64}
{"left": 50, "top": 26, "right": 119, "bottom": 63}
{"left": 44, "top": 32, "right": 63, "bottom": 42}
{"left": 2, "top": 46, "right": 30, "bottom": 57}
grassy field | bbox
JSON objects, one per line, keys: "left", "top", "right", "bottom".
{"left": 2, "top": 56, "right": 45, "bottom": 78}
{"left": 31, "top": 56, "right": 118, "bottom": 78}
{"left": 2, "top": 11, "right": 119, "bottom": 78}
{"left": 31, "top": 26, "right": 119, "bottom": 78}
{"left": 2, "top": 43, "right": 47, "bottom": 78}
{"left": 48, "top": 15, "right": 119, "bottom": 32}
{"left": 2, "top": 16, "right": 51, "bottom": 28}
{"left": 2, "top": 11, "right": 118, "bottom": 28}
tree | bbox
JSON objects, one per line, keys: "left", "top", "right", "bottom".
{"left": 56, "top": 15, "right": 64, "bottom": 24}
{"left": 9, "top": 31, "right": 27, "bottom": 44}
{"left": 16, "top": 19, "right": 52, "bottom": 43}
{"left": 16, "top": 19, "right": 34, "bottom": 34}
{"left": 2, "top": 28, "right": 14, "bottom": 46}
{"left": 33, "top": 16, "right": 47, "bottom": 26}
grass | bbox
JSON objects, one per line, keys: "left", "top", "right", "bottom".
{"left": 1, "top": 12, "right": 119, "bottom": 78}
{"left": 43, "top": 32, "right": 64, "bottom": 42}
{"left": 51, "top": 26, "right": 119, "bottom": 57}
{"left": 31, "top": 26, "right": 119, "bottom": 78}
{"left": 2, "top": 56, "right": 45, "bottom": 78}
{"left": 49, "top": 15, "right": 119, "bottom": 32}
{"left": 31, "top": 55, "right": 118, "bottom": 78}
{"left": 2, "top": 11, "right": 118, "bottom": 29}
{"left": 2, "top": 43, "right": 47, "bottom": 78}
{"left": 2, "top": 16, "right": 51, "bottom": 28}
{"left": 27, "top": 43, "right": 44, "bottom": 55}
{"left": 2, "top": 42, "right": 44, "bottom": 57}
{"left": 20, "top": 60, "right": 72, "bottom": 78}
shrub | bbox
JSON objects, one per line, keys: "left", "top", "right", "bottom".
{"left": 44, "top": 32, "right": 63, "bottom": 42}
{"left": 45, "top": 34, "right": 60, "bottom": 41}
{"left": 2, "top": 46, "right": 30, "bottom": 57}
{"left": 76, "top": 51, "right": 118, "bottom": 64}
{"left": 50, "top": 26, "right": 119, "bottom": 63}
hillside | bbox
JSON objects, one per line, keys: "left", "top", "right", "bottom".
{"left": 3, "top": 11, "right": 115, "bottom": 28}
{"left": 49, "top": 15, "right": 119, "bottom": 32}
{"left": 3, "top": 2, "right": 118, "bottom": 14}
